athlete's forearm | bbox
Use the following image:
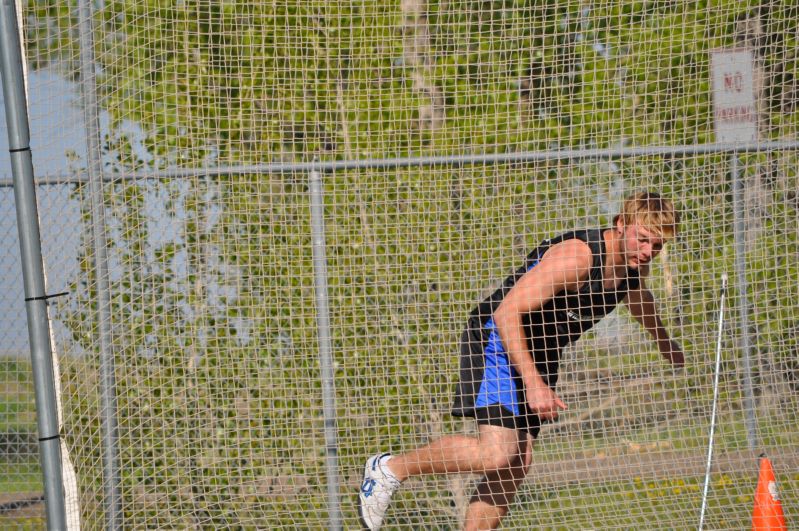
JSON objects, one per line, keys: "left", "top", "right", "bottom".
{"left": 643, "top": 316, "right": 684, "bottom": 367}
{"left": 658, "top": 338, "right": 684, "bottom": 367}
{"left": 494, "top": 309, "right": 567, "bottom": 420}
{"left": 509, "top": 348, "right": 547, "bottom": 391}
{"left": 628, "top": 288, "right": 684, "bottom": 367}
{"left": 629, "top": 288, "right": 668, "bottom": 339}
{"left": 493, "top": 311, "right": 546, "bottom": 390}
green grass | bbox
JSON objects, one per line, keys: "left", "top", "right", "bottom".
{"left": 1, "top": 358, "right": 41, "bottom": 495}
{"left": 0, "top": 460, "right": 42, "bottom": 495}
{"left": 1, "top": 358, "right": 44, "bottom": 529}
{"left": 1, "top": 358, "right": 38, "bottom": 431}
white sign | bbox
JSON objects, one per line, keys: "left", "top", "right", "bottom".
{"left": 710, "top": 49, "right": 758, "bottom": 143}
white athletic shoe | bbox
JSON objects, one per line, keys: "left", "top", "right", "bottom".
{"left": 358, "top": 452, "right": 401, "bottom": 530}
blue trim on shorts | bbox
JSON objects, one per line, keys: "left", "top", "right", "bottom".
{"left": 474, "top": 319, "right": 521, "bottom": 415}
{"left": 474, "top": 259, "right": 540, "bottom": 417}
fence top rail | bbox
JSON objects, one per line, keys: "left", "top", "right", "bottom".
{"left": 2, "top": 140, "right": 799, "bottom": 187}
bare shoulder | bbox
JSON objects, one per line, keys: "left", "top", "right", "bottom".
{"left": 502, "top": 238, "right": 593, "bottom": 305}
{"left": 541, "top": 238, "right": 593, "bottom": 269}
{"left": 531, "top": 238, "right": 593, "bottom": 286}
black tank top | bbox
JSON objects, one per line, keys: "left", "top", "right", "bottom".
{"left": 469, "top": 228, "right": 640, "bottom": 357}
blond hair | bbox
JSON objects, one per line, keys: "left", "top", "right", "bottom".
{"left": 613, "top": 191, "right": 678, "bottom": 239}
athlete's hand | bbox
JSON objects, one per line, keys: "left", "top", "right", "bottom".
{"left": 526, "top": 385, "right": 568, "bottom": 421}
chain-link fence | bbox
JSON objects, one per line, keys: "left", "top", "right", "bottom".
{"left": 3, "top": 1, "right": 799, "bottom": 529}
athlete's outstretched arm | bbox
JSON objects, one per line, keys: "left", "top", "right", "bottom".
{"left": 492, "top": 239, "right": 593, "bottom": 420}
{"left": 625, "top": 278, "right": 684, "bottom": 367}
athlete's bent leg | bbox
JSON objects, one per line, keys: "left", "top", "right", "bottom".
{"left": 464, "top": 431, "right": 534, "bottom": 531}
{"left": 386, "top": 424, "right": 525, "bottom": 482}
{"left": 363, "top": 424, "right": 529, "bottom": 530}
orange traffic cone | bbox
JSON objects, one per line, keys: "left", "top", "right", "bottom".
{"left": 752, "top": 455, "right": 787, "bottom": 530}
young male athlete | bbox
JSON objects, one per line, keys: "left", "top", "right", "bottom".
{"left": 358, "top": 191, "right": 684, "bottom": 530}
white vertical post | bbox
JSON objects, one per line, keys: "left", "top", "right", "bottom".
{"left": 699, "top": 274, "right": 728, "bottom": 530}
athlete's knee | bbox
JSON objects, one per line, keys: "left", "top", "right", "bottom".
{"left": 506, "top": 440, "right": 533, "bottom": 479}
{"left": 475, "top": 425, "right": 533, "bottom": 472}
{"left": 510, "top": 451, "right": 532, "bottom": 477}
{"left": 484, "top": 437, "right": 533, "bottom": 476}
{"left": 476, "top": 441, "right": 523, "bottom": 472}
{"left": 521, "top": 440, "right": 534, "bottom": 470}
{"left": 464, "top": 500, "right": 507, "bottom": 531}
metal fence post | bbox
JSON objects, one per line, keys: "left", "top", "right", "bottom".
{"left": 731, "top": 154, "right": 759, "bottom": 450}
{"left": 0, "top": 1, "right": 67, "bottom": 528}
{"left": 310, "top": 168, "right": 341, "bottom": 531}
{"left": 76, "top": 0, "right": 122, "bottom": 526}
